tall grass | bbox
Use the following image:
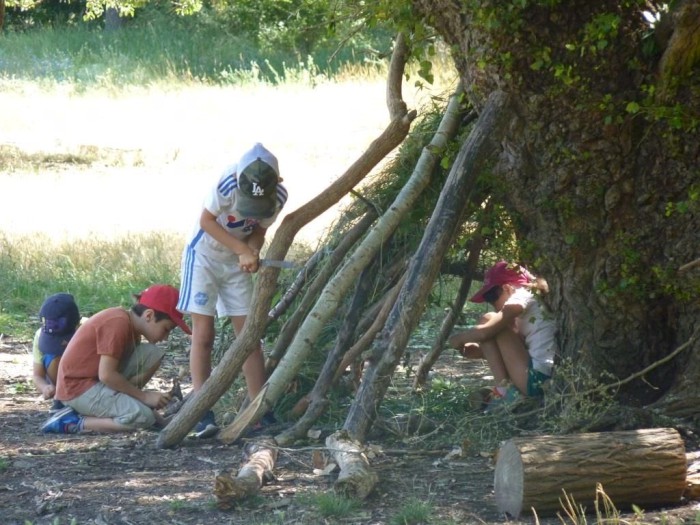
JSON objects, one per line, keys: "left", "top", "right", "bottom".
{"left": 0, "top": 232, "right": 182, "bottom": 338}
{"left": 0, "top": 6, "right": 391, "bottom": 87}
{"left": 0, "top": 5, "right": 455, "bottom": 337}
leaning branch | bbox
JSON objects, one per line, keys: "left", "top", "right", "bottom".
{"left": 156, "top": 32, "right": 416, "bottom": 449}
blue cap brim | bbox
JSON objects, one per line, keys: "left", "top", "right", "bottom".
{"left": 38, "top": 330, "right": 75, "bottom": 356}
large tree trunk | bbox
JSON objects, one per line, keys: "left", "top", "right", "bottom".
{"left": 411, "top": 0, "right": 700, "bottom": 412}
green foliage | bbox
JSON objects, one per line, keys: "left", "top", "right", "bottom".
{"left": 541, "top": 357, "right": 618, "bottom": 434}
{"left": 0, "top": 456, "right": 8, "bottom": 472}
{"left": 7, "top": 379, "right": 34, "bottom": 395}
{"left": 312, "top": 492, "right": 361, "bottom": 518}
{"left": 389, "top": 496, "right": 433, "bottom": 525}
{"left": 0, "top": 1, "right": 394, "bottom": 86}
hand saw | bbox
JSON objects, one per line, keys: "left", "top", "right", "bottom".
{"left": 259, "top": 258, "right": 299, "bottom": 269}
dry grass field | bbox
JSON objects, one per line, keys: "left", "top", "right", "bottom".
{"left": 0, "top": 78, "right": 454, "bottom": 247}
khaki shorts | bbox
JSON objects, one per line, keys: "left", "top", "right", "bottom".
{"left": 64, "top": 343, "right": 165, "bottom": 429}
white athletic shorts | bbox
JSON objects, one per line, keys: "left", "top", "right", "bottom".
{"left": 177, "top": 247, "right": 253, "bottom": 317}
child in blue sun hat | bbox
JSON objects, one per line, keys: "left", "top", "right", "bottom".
{"left": 32, "top": 293, "right": 81, "bottom": 413}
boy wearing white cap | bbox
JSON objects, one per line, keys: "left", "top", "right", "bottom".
{"left": 177, "top": 143, "right": 288, "bottom": 438}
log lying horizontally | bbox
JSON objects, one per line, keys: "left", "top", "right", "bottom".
{"left": 213, "top": 441, "right": 278, "bottom": 509}
{"left": 326, "top": 430, "right": 378, "bottom": 499}
{"left": 495, "top": 428, "right": 687, "bottom": 518}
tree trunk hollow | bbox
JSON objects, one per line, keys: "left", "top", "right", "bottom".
{"left": 495, "top": 428, "right": 687, "bottom": 518}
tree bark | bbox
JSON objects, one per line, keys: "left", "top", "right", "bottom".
{"left": 213, "top": 441, "right": 278, "bottom": 509}
{"left": 411, "top": 0, "right": 700, "bottom": 411}
{"left": 156, "top": 33, "right": 416, "bottom": 449}
{"left": 413, "top": 228, "right": 484, "bottom": 389}
{"left": 344, "top": 90, "right": 515, "bottom": 442}
{"left": 495, "top": 428, "right": 687, "bottom": 518}
{"left": 326, "top": 430, "right": 378, "bottom": 500}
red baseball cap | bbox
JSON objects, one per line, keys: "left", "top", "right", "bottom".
{"left": 137, "top": 284, "right": 191, "bottom": 335}
{"left": 470, "top": 261, "right": 534, "bottom": 303}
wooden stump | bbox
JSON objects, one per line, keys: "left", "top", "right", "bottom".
{"left": 213, "top": 441, "right": 278, "bottom": 509}
{"left": 495, "top": 428, "right": 687, "bottom": 518}
{"left": 326, "top": 430, "right": 378, "bottom": 500}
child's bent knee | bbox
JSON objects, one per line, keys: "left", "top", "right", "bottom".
{"left": 114, "top": 405, "right": 156, "bottom": 429}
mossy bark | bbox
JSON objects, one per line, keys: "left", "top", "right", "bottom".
{"left": 411, "top": 0, "right": 700, "bottom": 412}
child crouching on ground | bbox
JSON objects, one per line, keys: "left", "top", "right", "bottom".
{"left": 32, "top": 293, "right": 81, "bottom": 413}
{"left": 42, "top": 284, "right": 191, "bottom": 434}
{"left": 448, "top": 261, "right": 557, "bottom": 407}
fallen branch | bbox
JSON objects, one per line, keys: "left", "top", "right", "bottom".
{"left": 213, "top": 440, "right": 278, "bottom": 509}
{"left": 679, "top": 258, "right": 700, "bottom": 273}
{"left": 326, "top": 430, "right": 378, "bottom": 500}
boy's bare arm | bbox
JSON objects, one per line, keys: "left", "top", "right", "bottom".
{"left": 98, "top": 355, "right": 170, "bottom": 409}
{"left": 32, "top": 362, "right": 54, "bottom": 398}
{"left": 242, "top": 227, "right": 268, "bottom": 273}
{"left": 199, "top": 209, "right": 254, "bottom": 257}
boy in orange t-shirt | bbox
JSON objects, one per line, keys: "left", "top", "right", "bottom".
{"left": 42, "top": 285, "right": 191, "bottom": 434}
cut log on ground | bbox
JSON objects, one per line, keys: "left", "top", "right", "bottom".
{"left": 214, "top": 440, "right": 278, "bottom": 509}
{"left": 494, "top": 428, "right": 687, "bottom": 518}
{"left": 684, "top": 450, "right": 700, "bottom": 500}
{"left": 326, "top": 430, "right": 378, "bottom": 500}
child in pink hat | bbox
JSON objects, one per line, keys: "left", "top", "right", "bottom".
{"left": 448, "top": 261, "right": 556, "bottom": 406}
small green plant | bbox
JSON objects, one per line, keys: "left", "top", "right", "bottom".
{"left": 169, "top": 499, "right": 186, "bottom": 511}
{"left": 541, "top": 357, "right": 617, "bottom": 434}
{"left": 312, "top": 491, "right": 361, "bottom": 519}
{"left": 390, "top": 497, "right": 433, "bottom": 525}
{"left": 0, "top": 456, "right": 9, "bottom": 472}
{"left": 8, "top": 380, "right": 33, "bottom": 395}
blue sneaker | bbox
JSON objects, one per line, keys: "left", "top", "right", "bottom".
{"left": 194, "top": 410, "right": 219, "bottom": 439}
{"left": 42, "top": 407, "right": 82, "bottom": 434}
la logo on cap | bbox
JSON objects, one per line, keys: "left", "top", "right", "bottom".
{"left": 251, "top": 182, "right": 265, "bottom": 196}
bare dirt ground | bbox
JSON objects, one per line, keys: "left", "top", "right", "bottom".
{"left": 1, "top": 332, "right": 510, "bottom": 525}
{"left": 3, "top": 332, "right": 700, "bottom": 525}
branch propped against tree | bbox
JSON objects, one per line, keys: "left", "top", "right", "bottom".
{"left": 156, "top": 32, "right": 417, "bottom": 449}
{"left": 344, "top": 90, "right": 516, "bottom": 443}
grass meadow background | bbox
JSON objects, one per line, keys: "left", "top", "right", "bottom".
{"left": 0, "top": 13, "right": 457, "bottom": 337}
